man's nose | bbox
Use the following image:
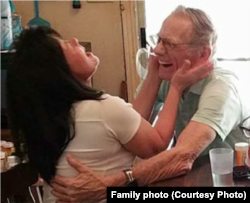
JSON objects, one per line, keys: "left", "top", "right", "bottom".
{"left": 153, "top": 41, "right": 167, "bottom": 55}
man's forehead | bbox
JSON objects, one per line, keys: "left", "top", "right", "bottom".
{"left": 159, "top": 15, "right": 193, "bottom": 42}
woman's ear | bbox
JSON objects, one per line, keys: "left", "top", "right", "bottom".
{"left": 200, "top": 45, "right": 211, "bottom": 60}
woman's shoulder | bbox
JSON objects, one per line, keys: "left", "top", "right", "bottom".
{"left": 72, "top": 94, "right": 137, "bottom": 121}
{"left": 73, "top": 94, "right": 131, "bottom": 110}
{"left": 101, "top": 94, "right": 133, "bottom": 107}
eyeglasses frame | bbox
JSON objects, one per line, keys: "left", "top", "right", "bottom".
{"left": 239, "top": 116, "right": 250, "bottom": 138}
{"left": 149, "top": 34, "right": 197, "bottom": 51}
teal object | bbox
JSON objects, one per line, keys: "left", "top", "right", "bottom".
{"left": 73, "top": 0, "right": 81, "bottom": 9}
{"left": 1, "top": 0, "right": 13, "bottom": 50}
{"left": 9, "top": 0, "right": 16, "bottom": 13}
{"left": 12, "top": 14, "right": 22, "bottom": 40}
{"left": 28, "top": 0, "right": 50, "bottom": 27}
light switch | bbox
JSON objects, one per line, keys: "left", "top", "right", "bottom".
{"left": 87, "top": 0, "right": 114, "bottom": 3}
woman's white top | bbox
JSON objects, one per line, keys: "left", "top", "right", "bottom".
{"left": 43, "top": 94, "right": 141, "bottom": 203}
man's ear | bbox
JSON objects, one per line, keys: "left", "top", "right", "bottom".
{"left": 200, "top": 45, "right": 211, "bottom": 60}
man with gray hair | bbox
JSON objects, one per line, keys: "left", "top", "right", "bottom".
{"left": 133, "top": 5, "right": 248, "bottom": 156}
{"left": 51, "top": 6, "right": 248, "bottom": 202}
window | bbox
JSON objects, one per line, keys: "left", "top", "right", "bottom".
{"left": 145, "top": 0, "right": 250, "bottom": 59}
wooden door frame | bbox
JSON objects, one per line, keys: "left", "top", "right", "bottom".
{"left": 120, "top": 0, "right": 140, "bottom": 102}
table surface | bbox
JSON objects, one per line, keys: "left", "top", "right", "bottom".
{"left": 151, "top": 155, "right": 250, "bottom": 187}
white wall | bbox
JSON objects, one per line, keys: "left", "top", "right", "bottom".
{"left": 145, "top": 0, "right": 250, "bottom": 58}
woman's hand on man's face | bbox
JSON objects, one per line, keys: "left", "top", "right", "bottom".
{"left": 171, "top": 59, "right": 214, "bottom": 93}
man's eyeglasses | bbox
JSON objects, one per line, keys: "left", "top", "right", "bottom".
{"left": 149, "top": 34, "right": 195, "bottom": 51}
{"left": 240, "top": 116, "right": 250, "bottom": 138}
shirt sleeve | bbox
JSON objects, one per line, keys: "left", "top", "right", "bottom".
{"left": 191, "top": 79, "right": 242, "bottom": 141}
{"left": 103, "top": 96, "right": 141, "bottom": 144}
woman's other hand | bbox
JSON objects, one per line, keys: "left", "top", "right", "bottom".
{"left": 171, "top": 60, "right": 213, "bottom": 92}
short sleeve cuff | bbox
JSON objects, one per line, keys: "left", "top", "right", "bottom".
{"left": 119, "top": 113, "right": 141, "bottom": 144}
{"left": 191, "top": 115, "right": 227, "bottom": 141}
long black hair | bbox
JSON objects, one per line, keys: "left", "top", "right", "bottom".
{"left": 6, "top": 26, "right": 104, "bottom": 183}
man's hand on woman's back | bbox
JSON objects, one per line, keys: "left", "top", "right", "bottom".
{"left": 51, "top": 155, "right": 106, "bottom": 203}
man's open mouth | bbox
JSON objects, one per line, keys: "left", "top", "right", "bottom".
{"left": 159, "top": 60, "right": 173, "bottom": 68}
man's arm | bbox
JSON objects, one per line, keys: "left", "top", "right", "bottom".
{"left": 131, "top": 121, "right": 216, "bottom": 185}
{"left": 52, "top": 121, "right": 216, "bottom": 202}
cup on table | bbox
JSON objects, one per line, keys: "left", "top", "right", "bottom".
{"left": 209, "top": 148, "right": 234, "bottom": 186}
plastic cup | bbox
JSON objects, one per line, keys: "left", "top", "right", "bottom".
{"left": 209, "top": 148, "right": 234, "bottom": 186}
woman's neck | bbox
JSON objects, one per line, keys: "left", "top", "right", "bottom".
{"left": 82, "top": 79, "right": 92, "bottom": 87}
